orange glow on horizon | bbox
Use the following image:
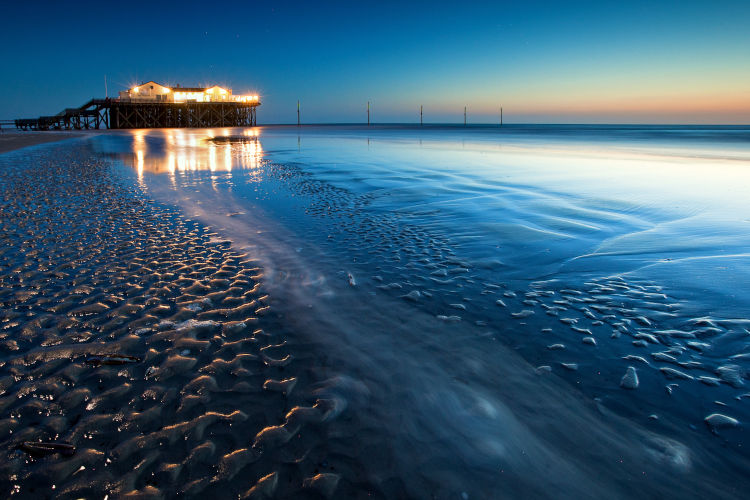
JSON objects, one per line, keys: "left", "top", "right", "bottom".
{"left": 415, "top": 90, "right": 750, "bottom": 124}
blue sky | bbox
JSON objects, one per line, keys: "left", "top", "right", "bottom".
{"left": 1, "top": 1, "right": 748, "bottom": 124}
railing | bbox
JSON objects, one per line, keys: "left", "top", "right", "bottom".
{"left": 116, "top": 96, "right": 260, "bottom": 105}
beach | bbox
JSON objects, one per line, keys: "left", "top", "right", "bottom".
{"left": 1, "top": 126, "right": 749, "bottom": 498}
{"left": 0, "top": 131, "right": 84, "bottom": 154}
{"left": 0, "top": 139, "right": 330, "bottom": 497}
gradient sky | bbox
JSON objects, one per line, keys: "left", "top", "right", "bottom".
{"left": 1, "top": 0, "right": 748, "bottom": 124}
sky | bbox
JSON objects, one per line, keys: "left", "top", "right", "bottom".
{"left": 1, "top": 0, "right": 748, "bottom": 124}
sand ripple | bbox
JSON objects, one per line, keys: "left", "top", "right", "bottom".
{"left": 0, "top": 145, "right": 335, "bottom": 498}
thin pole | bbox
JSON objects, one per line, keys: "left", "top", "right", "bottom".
{"left": 420, "top": 105, "right": 423, "bottom": 126}
{"left": 367, "top": 101, "right": 370, "bottom": 126}
{"left": 500, "top": 106, "right": 503, "bottom": 127}
{"left": 104, "top": 75, "right": 108, "bottom": 98}
{"left": 297, "top": 100, "right": 300, "bottom": 127}
{"left": 464, "top": 106, "right": 467, "bottom": 126}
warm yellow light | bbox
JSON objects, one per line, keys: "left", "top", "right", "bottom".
{"left": 136, "top": 149, "right": 144, "bottom": 178}
{"left": 133, "top": 87, "right": 139, "bottom": 93}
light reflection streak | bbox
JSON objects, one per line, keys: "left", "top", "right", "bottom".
{"left": 132, "top": 129, "right": 147, "bottom": 188}
{"left": 123, "top": 129, "right": 264, "bottom": 181}
{"left": 136, "top": 150, "right": 144, "bottom": 177}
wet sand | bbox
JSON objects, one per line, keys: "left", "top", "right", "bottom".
{"left": 0, "top": 131, "right": 83, "bottom": 154}
{"left": 122, "top": 127, "right": 748, "bottom": 499}
{"left": 2, "top": 128, "right": 748, "bottom": 499}
{"left": 0, "top": 143, "right": 330, "bottom": 498}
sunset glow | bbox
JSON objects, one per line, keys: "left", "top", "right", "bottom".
{"left": 1, "top": 1, "right": 747, "bottom": 124}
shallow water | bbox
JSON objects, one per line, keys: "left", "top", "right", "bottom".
{"left": 2, "top": 125, "right": 750, "bottom": 498}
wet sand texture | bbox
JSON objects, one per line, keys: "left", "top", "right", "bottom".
{"left": 0, "top": 145, "right": 332, "bottom": 498}
{"left": 141, "top": 133, "right": 749, "bottom": 499}
{"left": 0, "top": 132, "right": 83, "bottom": 154}
{"left": 2, "top": 131, "right": 749, "bottom": 499}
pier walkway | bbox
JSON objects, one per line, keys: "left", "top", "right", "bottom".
{"left": 16, "top": 99, "right": 110, "bottom": 131}
{"left": 15, "top": 99, "right": 258, "bottom": 130}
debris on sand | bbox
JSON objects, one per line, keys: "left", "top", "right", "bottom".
{"left": 20, "top": 441, "right": 76, "bottom": 457}
{"left": 85, "top": 354, "right": 141, "bottom": 366}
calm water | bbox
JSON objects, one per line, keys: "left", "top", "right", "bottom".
{"left": 93, "top": 124, "right": 750, "bottom": 498}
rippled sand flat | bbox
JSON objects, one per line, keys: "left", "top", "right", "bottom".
{"left": 0, "top": 132, "right": 84, "bottom": 154}
{"left": 0, "top": 144, "right": 336, "bottom": 498}
{"left": 3, "top": 127, "right": 750, "bottom": 499}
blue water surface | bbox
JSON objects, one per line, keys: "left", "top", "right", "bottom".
{"left": 91, "top": 124, "right": 750, "bottom": 498}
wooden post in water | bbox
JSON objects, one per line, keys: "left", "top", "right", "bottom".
{"left": 297, "top": 100, "right": 300, "bottom": 127}
{"left": 464, "top": 106, "right": 467, "bottom": 126}
{"left": 367, "top": 101, "right": 370, "bottom": 126}
{"left": 420, "top": 105, "right": 423, "bottom": 126}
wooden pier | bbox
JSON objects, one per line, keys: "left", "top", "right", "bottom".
{"left": 109, "top": 101, "right": 257, "bottom": 129}
{"left": 16, "top": 99, "right": 112, "bottom": 131}
{"left": 15, "top": 98, "right": 258, "bottom": 130}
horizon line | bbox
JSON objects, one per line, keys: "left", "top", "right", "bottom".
{"left": 255, "top": 122, "right": 750, "bottom": 127}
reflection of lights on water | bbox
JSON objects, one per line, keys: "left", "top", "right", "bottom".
{"left": 224, "top": 145, "right": 232, "bottom": 172}
{"left": 167, "top": 152, "right": 176, "bottom": 174}
{"left": 124, "top": 129, "right": 264, "bottom": 177}
{"left": 136, "top": 150, "right": 144, "bottom": 178}
{"left": 209, "top": 146, "right": 217, "bottom": 172}
{"left": 133, "top": 130, "right": 147, "bottom": 179}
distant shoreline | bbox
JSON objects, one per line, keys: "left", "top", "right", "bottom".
{"left": 0, "top": 131, "right": 86, "bottom": 154}
{"left": 1, "top": 123, "right": 746, "bottom": 156}
{"left": 258, "top": 122, "right": 750, "bottom": 128}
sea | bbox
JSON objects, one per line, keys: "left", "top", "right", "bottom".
{"left": 3, "top": 124, "right": 749, "bottom": 498}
